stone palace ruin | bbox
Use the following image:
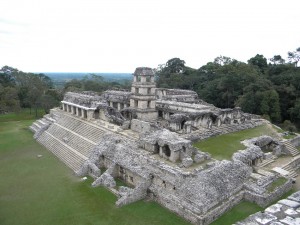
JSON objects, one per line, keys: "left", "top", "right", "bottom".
{"left": 30, "top": 67, "right": 300, "bottom": 225}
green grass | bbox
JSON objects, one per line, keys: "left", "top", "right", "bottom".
{"left": 267, "top": 177, "right": 288, "bottom": 192}
{"left": 0, "top": 119, "right": 190, "bottom": 225}
{"left": 193, "top": 125, "right": 278, "bottom": 160}
{"left": 282, "top": 133, "right": 297, "bottom": 139}
{"left": 0, "top": 108, "right": 45, "bottom": 122}
{"left": 210, "top": 201, "right": 263, "bottom": 225}
{"left": 210, "top": 187, "right": 297, "bottom": 225}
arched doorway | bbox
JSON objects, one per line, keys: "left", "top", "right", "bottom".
{"left": 162, "top": 145, "right": 171, "bottom": 157}
{"left": 154, "top": 142, "right": 159, "bottom": 154}
{"left": 94, "top": 109, "right": 99, "bottom": 119}
{"left": 180, "top": 120, "right": 186, "bottom": 130}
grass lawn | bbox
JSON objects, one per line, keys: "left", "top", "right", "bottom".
{"left": 0, "top": 108, "right": 45, "bottom": 122}
{"left": 0, "top": 117, "right": 190, "bottom": 225}
{"left": 267, "top": 177, "right": 288, "bottom": 192}
{"left": 193, "top": 125, "right": 279, "bottom": 160}
{"left": 210, "top": 201, "right": 263, "bottom": 225}
{"left": 210, "top": 187, "right": 296, "bottom": 225}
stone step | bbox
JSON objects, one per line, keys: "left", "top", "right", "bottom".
{"left": 33, "top": 122, "right": 41, "bottom": 129}
{"left": 258, "top": 158, "right": 275, "bottom": 167}
{"left": 29, "top": 125, "right": 37, "bottom": 133}
{"left": 281, "top": 140, "right": 299, "bottom": 156}
{"left": 281, "top": 163, "right": 298, "bottom": 178}
{"left": 36, "top": 119, "right": 46, "bottom": 127}
{"left": 46, "top": 123, "right": 96, "bottom": 157}
{"left": 37, "top": 131, "right": 87, "bottom": 171}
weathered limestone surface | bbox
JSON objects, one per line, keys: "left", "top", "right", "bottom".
{"left": 236, "top": 191, "right": 300, "bottom": 225}
{"left": 63, "top": 91, "right": 102, "bottom": 108}
{"left": 92, "top": 172, "right": 116, "bottom": 188}
{"left": 30, "top": 66, "right": 297, "bottom": 225}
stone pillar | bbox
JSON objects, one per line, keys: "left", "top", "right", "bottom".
{"left": 117, "top": 103, "right": 121, "bottom": 111}
{"left": 72, "top": 106, "right": 76, "bottom": 115}
{"left": 78, "top": 108, "right": 82, "bottom": 117}
{"left": 87, "top": 110, "right": 93, "bottom": 121}
{"left": 165, "top": 112, "right": 169, "bottom": 120}
{"left": 62, "top": 104, "right": 65, "bottom": 111}
{"left": 83, "top": 109, "right": 87, "bottom": 119}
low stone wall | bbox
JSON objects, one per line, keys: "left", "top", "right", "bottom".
{"left": 151, "top": 191, "right": 201, "bottom": 225}
{"left": 287, "top": 155, "right": 300, "bottom": 170}
{"left": 131, "top": 119, "right": 151, "bottom": 133}
{"left": 289, "top": 136, "right": 300, "bottom": 147}
{"left": 244, "top": 179, "right": 293, "bottom": 207}
{"left": 151, "top": 188, "right": 246, "bottom": 225}
{"left": 203, "top": 191, "right": 244, "bottom": 225}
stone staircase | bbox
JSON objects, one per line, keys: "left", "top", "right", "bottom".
{"left": 281, "top": 140, "right": 299, "bottom": 157}
{"left": 31, "top": 111, "right": 111, "bottom": 172}
{"left": 37, "top": 131, "right": 87, "bottom": 171}
{"left": 30, "top": 115, "right": 56, "bottom": 133}
{"left": 281, "top": 163, "right": 298, "bottom": 178}
{"left": 31, "top": 109, "right": 139, "bottom": 172}
{"left": 258, "top": 155, "right": 278, "bottom": 168}
{"left": 46, "top": 123, "right": 96, "bottom": 158}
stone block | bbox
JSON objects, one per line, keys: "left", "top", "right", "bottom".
{"left": 194, "top": 154, "right": 205, "bottom": 163}
{"left": 182, "top": 157, "right": 193, "bottom": 167}
{"left": 265, "top": 204, "right": 282, "bottom": 214}
{"left": 254, "top": 212, "right": 277, "bottom": 224}
{"left": 278, "top": 199, "right": 300, "bottom": 208}
{"left": 288, "top": 191, "right": 300, "bottom": 202}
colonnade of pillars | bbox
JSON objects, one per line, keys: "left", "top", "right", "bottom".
{"left": 107, "top": 101, "right": 129, "bottom": 111}
{"left": 62, "top": 103, "right": 88, "bottom": 119}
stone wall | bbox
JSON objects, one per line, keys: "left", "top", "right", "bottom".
{"left": 131, "top": 119, "right": 156, "bottom": 133}
{"left": 203, "top": 190, "right": 245, "bottom": 225}
{"left": 289, "top": 135, "right": 300, "bottom": 147}
{"left": 244, "top": 179, "right": 293, "bottom": 207}
{"left": 155, "top": 88, "right": 199, "bottom": 103}
{"left": 237, "top": 191, "right": 300, "bottom": 224}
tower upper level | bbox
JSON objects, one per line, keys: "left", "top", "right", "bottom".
{"left": 130, "top": 67, "right": 158, "bottom": 121}
{"left": 132, "top": 67, "right": 155, "bottom": 84}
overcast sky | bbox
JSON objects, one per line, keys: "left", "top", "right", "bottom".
{"left": 1, "top": 0, "right": 299, "bottom": 73}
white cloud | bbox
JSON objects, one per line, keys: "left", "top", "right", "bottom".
{"left": 0, "top": 0, "right": 299, "bottom": 72}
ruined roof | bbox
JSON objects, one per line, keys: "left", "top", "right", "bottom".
{"left": 102, "top": 90, "right": 132, "bottom": 103}
{"left": 134, "top": 67, "right": 155, "bottom": 76}
{"left": 156, "top": 88, "right": 198, "bottom": 95}
{"left": 140, "top": 129, "right": 191, "bottom": 151}
{"left": 232, "top": 146, "right": 264, "bottom": 163}
{"left": 156, "top": 100, "right": 214, "bottom": 111}
{"left": 177, "top": 160, "right": 252, "bottom": 213}
{"left": 63, "top": 92, "right": 103, "bottom": 108}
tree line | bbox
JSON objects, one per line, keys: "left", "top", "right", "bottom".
{"left": 1, "top": 47, "right": 299, "bottom": 128}
{"left": 0, "top": 67, "right": 131, "bottom": 116}
{"left": 0, "top": 66, "right": 62, "bottom": 116}
{"left": 156, "top": 48, "right": 300, "bottom": 129}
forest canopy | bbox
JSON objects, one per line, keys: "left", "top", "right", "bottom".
{"left": 1, "top": 47, "right": 300, "bottom": 129}
{"left": 156, "top": 48, "right": 300, "bottom": 128}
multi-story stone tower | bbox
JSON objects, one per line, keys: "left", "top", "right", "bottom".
{"left": 130, "top": 67, "right": 158, "bottom": 121}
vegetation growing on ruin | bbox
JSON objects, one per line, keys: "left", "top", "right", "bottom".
{"left": 193, "top": 124, "right": 278, "bottom": 160}
{"left": 1, "top": 47, "right": 300, "bottom": 129}
{"left": 0, "top": 115, "right": 190, "bottom": 225}
{"left": 210, "top": 201, "right": 263, "bottom": 225}
{"left": 267, "top": 177, "right": 288, "bottom": 192}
